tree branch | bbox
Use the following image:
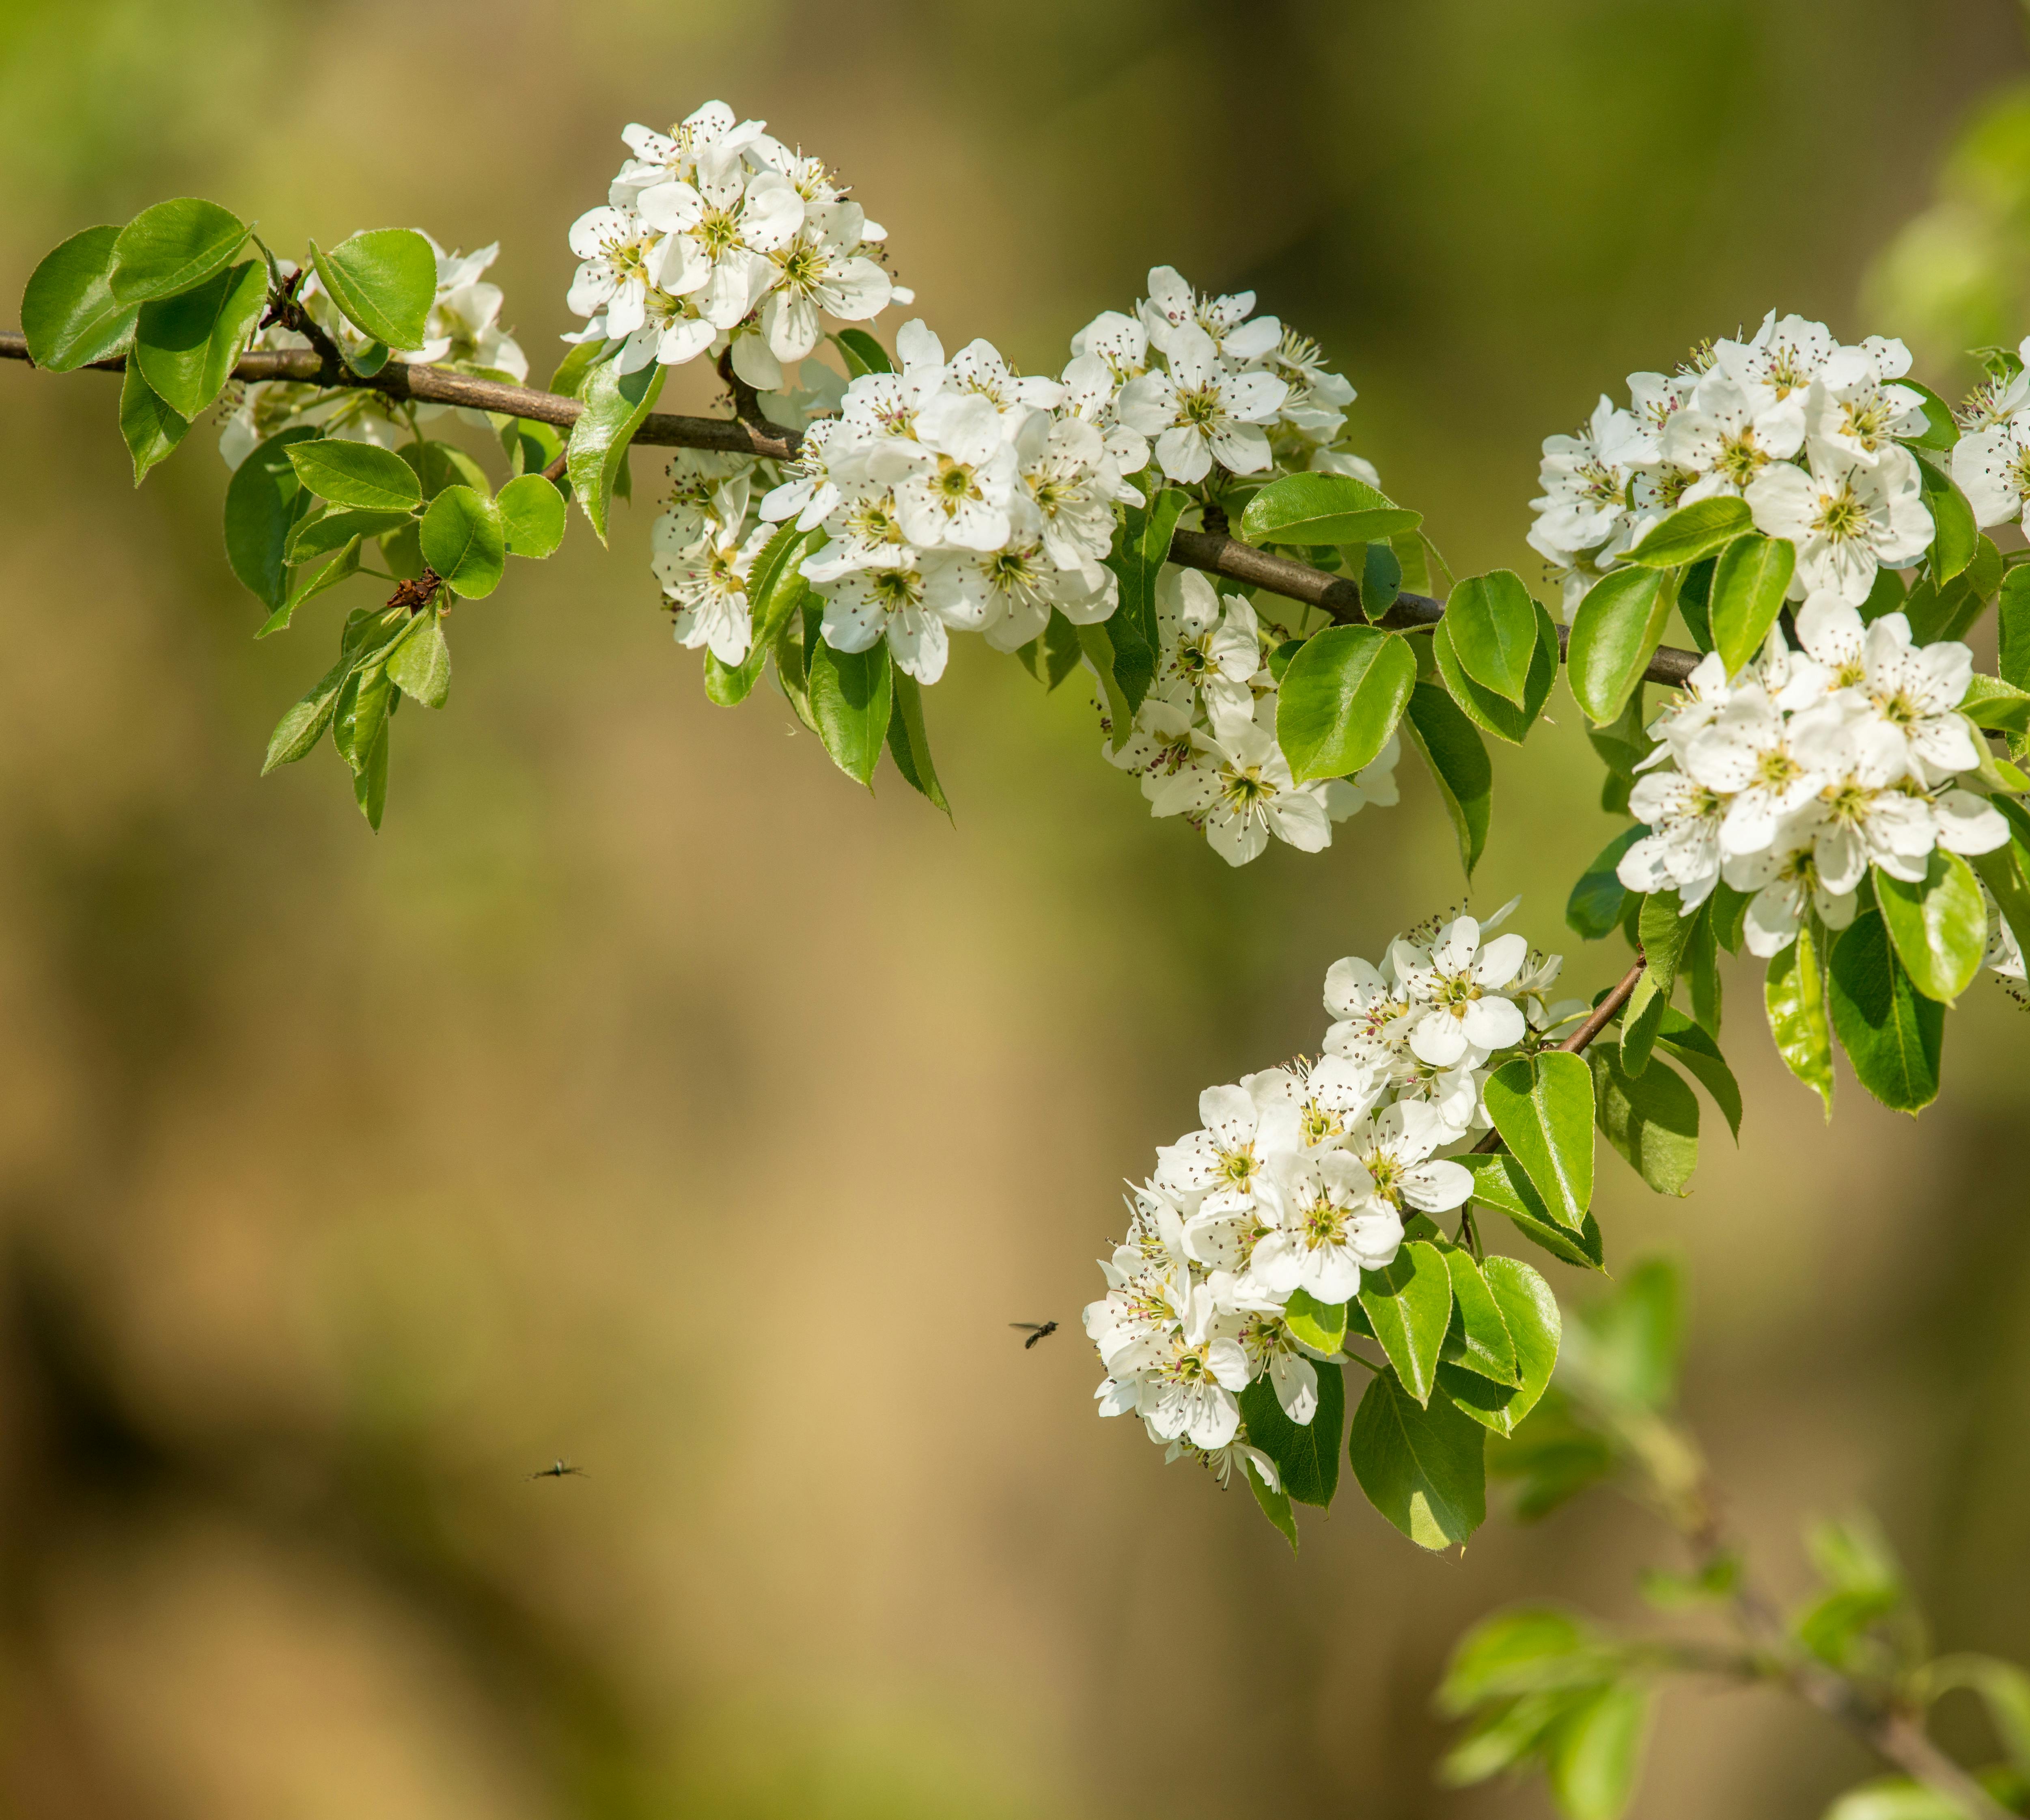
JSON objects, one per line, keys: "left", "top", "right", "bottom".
{"left": 0, "top": 330, "right": 1706, "bottom": 685}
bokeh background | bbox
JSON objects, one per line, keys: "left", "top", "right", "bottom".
{"left": 3, "top": 1, "right": 2030, "bottom": 1814}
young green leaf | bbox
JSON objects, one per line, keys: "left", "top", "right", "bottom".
{"left": 1616, "top": 496, "right": 1752, "bottom": 568}
{"left": 1439, "top": 1249, "right": 1521, "bottom": 1385}
{"left": 1677, "top": 555, "right": 1715, "bottom": 653}
{"left": 108, "top": 198, "right": 247, "bottom": 303}
{"left": 1443, "top": 570, "right": 1538, "bottom": 706}
{"left": 806, "top": 631, "right": 894, "bottom": 788}
{"left": 260, "top": 535, "right": 362, "bottom": 637}
{"left": 496, "top": 473, "right": 568, "bottom": 558}
{"left": 1239, "top": 1362, "right": 1344, "bottom": 1507}
{"left": 352, "top": 717, "right": 390, "bottom": 830}
{"left": 1440, "top": 1257, "right": 1560, "bottom": 1438}
{"left": 1765, "top": 915, "right": 1835, "bottom": 1116}
{"left": 1483, "top": 1051, "right": 1595, "bottom": 1230}
{"left": 1361, "top": 540, "right": 1402, "bottom": 617}
{"left": 132, "top": 258, "right": 266, "bottom": 420}
{"left": 1101, "top": 488, "right": 1187, "bottom": 711}
{"left": 1651, "top": 1012, "right": 1742, "bottom": 1140}
{"left": 1275, "top": 625, "right": 1417, "bottom": 781}
{"left": 2001, "top": 565, "right": 2030, "bottom": 692}
{"left": 1904, "top": 534, "right": 2001, "bottom": 646}
{"left": 1873, "top": 851, "right": 1987, "bottom": 1004}
{"left": 1961, "top": 672, "right": 2030, "bottom": 735}
{"left": 1238, "top": 472, "right": 1422, "bottom": 546}
{"left": 387, "top": 607, "right": 451, "bottom": 709}
{"left": 222, "top": 425, "right": 320, "bottom": 610}
{"left": 1567, "top": 827, "right": 1643, "bottom": 941}
{"left": 1620, "top": 893, "right": 1693, "bottom": 1077}
{"left": 1915, "top": 455, "right": 1978, "bottom": 584}
{"left": 1433, "top": 599, "right": 1560, "bottom": 744}
{"left": 1546, "top": 1682, "right": 1655, "bottom": 1820}
{"left": 885, "top": 670, "right": 950, "bottom": 814}
{"left": 21, "top": 224, "right": 138, "bottom": 371}
{"left": 117, "top": 360, "right": 188, "bottom": 485}
{"left": 287, "top": 440, "right": 424, "bottom": 513}
{"left": 1708, "top": 532, "right": 1796, "bottom": 676}
{"left": 566, "top": 358, "right": 666, "bottom": 542}
{"left": 401, "top": 438, "right": 492, "bottom": 501}
{"left": 1245, "top": 1453, "right": 1299, "bottom": 1554}
{"left": 419, "top": 486, "right": 506, "bottom": 599}
{"left": 287, "top": 507, "right": 413, "bottom": 565}
{"left": 1829, "top": 910, "right": 1944, "bottom": 1113}
{"left": 1357, "top": 1239, "right": 1453, "bottom": 1406}
{"left": 1461, "top": 1153, "right": 1607, "bottom": 1272}
{"left": 1347, "top": 1370, "right": 1486, "bottom": 1551}
{"left": 308, "top": 228, "right": 437, "bottom": 351}
{"left": 1404, "top": 681, "right": 1493, "bottom": 878}
{"left": 1589, "top": 1040, "right": 1699, "bottom": 1196}
{"left": 830, "top": 327, "right": 893, "bottom": 376}
{"left": 1897, "top": 379, "right": 1961, "bottom": 452}
{"left": 1283, "top": 1288, "right": 1349, "bottom": 1355}
{"left": 1568, "top": 566, "right": 1673, "bottom": 725}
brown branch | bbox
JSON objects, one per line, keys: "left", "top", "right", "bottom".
{"left": 1467, "top": 954, "right": 1647, "bottom": 1155}
{"left": 0, "top": 329, "right": 1707, "bottom": 683}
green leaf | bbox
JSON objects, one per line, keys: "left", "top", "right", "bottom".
{"left": 1275, "top": 626, "right": 1417, "bottom": 782}
{"left": 807, "top": 632, "right": 894, "bottom": 788}
{"left": 1239, "top": 1362, "right": 1344, "bottom": 1508}
{"left": 1973, "top": 840, "right": 2030, "bottom": 973}
{"left": 419, "top": 485, "right": 506, "bottom": 599}
{"left": 262, "top": 648, "right": 357, "bottom": 772}
{"left": 1824, "top": 1779, "right": 1973, "bottom": 1820}
{"left": 496, "top": 473, "right": 567, "bottom": 558}
{"left": 287, "top": 440, "right": 424, "bottom": 513}
{"left": 1617, "top": 496, "right": 1752, "bottom": 569}
{"left": 830, "top": 327, "right": 893, "bottom": 376}
{"left": 1485, "top": 1390, "right": 1618, "bottom": 1520}
{"left": 567, "top": 358, "right": 666, "bottom": 543}
{"left": 400, "top": 438, "right": 492, "bottom": 501}
{"left": 1707, "top": 532, "right": 1796, "bottom": 676}
{"left": 1404, "top": 681, "right": 1493, "bottom": 878}
{"left": 1440, "top": 1249, "right": 1520, "bottom": 1384}
{"left": 885, "top": 670, "right": 950, "bottom": 814}
{"left": 381, "top": 519, "right": 425, "bottom": 581}
{"left": 1916, "top": 455, "right": 1978, "bottom": 584}
{"left": 1677, "top": 555, "right": 1716, "bottom": 653}
{"left": 1905, "top": 534, "right": 2001, "bottom": 646}
{"left": 1874, "top": 851, "right": 1987, "bottom": 1004}
{"left": 1961, "top": 672, "right": 2030, "bottom": 734}
{"left": 1681, "top": 899, "right": 1722, "bottom": 1035}
{"left": 1484, "top": 1052, "right": 1595, "bottom": 1230}
{"left": 1462, "top": 1153, "right": 1607, "bottom": 1272}
{"left": 1244, "top": 1453, "right": 1298, "bottom": 1554}
{"left": 1589, "top": 1040, "right": 1699, "bottom": 1196}
{"left": 1570, "top": 566, "right": 1675, "bottom": 726}
{"left": 1440, "top": 1256, "right": 1560, "bottom": 1438}
{"left": 21, "top": 224, "right": 138, "bottom": 371}
{"left": 1915, "top": 1655, "right": 2030, "bottom": 1775}
{"left": 287, "top": 506, "right": 412, "bottom": 565}
{"left": 1437, "top": 1607, "right": 1607, "bottom": 1713}
{"left": 1570, "top": 1257, "right": 1682, "bottom": 1411}
{"left": 1546, "top": 1683, "right": 1654, "bottom": 1820}
{"left": 2001, "top": 566, "right": 2030, "bottom": 693}
{"left": 1567, "top": 827, "right": 1643, "bottom": 941}
{"left": 1829, "top": 910, "right": 1944, "bottom": 1113}
{"left": 705, "top": 527, "right": 811, "bottom": 707}
{"left": 1077, "top": 620, "right": 1139, "bottom": 752}
{"left": 1765, "top": 915, "right": 1836, "bottom": 1115}
{"left": 332, "top": 658, "right": 395, "bottom": 773}
{"left": 1284, "top": 1288, "right": 1349, "bottom": 1355}
{"left": 1101, "top": 489, "right": 1187, "bottom": 711}
{"left": 1238, "top": 471, "right": 1422, "bottom": 546}
{"left": 352, "top": 717, "right": 390, "bottom": 829}
{"left": 132, "top": 258, "right": 266, "bottom": 420}
{"left": 387, "top": 607, "right": 451, "bottom": 708}
{"left": 1433, "top": 599, "right": 1560, "bottom": 744}
{"left": 117, "top": 360, "right": 188, "bottom": 485}
{"left": 308, "top": 228, "right": 437, "bottom": 350}
{"left": 1651, "top": 1012, "right": 1742, "bottom": 1140}
{"left": 108, "top": 197, "right": 246, "bottom": 303}
{"left": 548, "top": 337, "right": 613, "bottom": 400}
{"left": 260, "top": 535, "right": 362, "bottom": 637}
{"left": 1861, "top": 562, "right": 1909, "bottom": 625}
{"left": 1362, "top": 540, "right": 1402, "bottom": 616}
{"left": 1620, "top": 893, "right": 1693, "bottom": 1076}
{"left": 1357, "top": 1239, "right": 1453, "bottom": 1406}
{"left": 1899, "top": 379, "right": 1961, "bottom": 452}
{"left": 1444, "top": 570, "right": 1539, "bottom": 706}
{"left": 1347, "top": 1370, "right": 1486, "bottom": 1550}
{"left": 223, "top": 425, "right": 319, "bottom": 610}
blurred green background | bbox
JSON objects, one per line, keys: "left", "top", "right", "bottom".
{"left": 3, "top": 1, "right": 2030, "bottom": 1814}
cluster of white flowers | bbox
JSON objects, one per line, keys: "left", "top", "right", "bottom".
{"left": 1953, "top": 334, "right": 2030, "bottom": 539}
{"left": 1099, "top": 567, "right": 1401, "bottom": 865}
{"left": 1085, "top": 906, "right": 1579, "bottom": 1484}
{"left": 1618, "top": 603, "right": 2010, "bottom": 956}
{"left": 219, "top": 237, "right": 526, "bottom": 469}
{"left": 1528, "top": 311, "right": 1935, "bottom": 618}
{"left": 564, "top": 100, "right": 903, "bottom": 390}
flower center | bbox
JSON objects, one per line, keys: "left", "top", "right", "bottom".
{"left": 1178, "top": 383, "right": 1225, "bottom": 430}
{"left": 1815, "top": 485, "right": 1868, "bottom": 543}
{"left": 1716, "top": 429, "right": 1766, "bottom": 487}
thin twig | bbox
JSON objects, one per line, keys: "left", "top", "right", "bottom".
{"left": 0, "top": 330, "right": 1707, "bottom": 682}
{"left": 1468, "top": 954, "right": 1647, "bottom": 1155}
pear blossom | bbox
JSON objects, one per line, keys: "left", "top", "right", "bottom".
{"left": 1745, "top": 450, "right": 1933, "bottom": 605}
{"left": 1247, "top": 1146, "right": 1394, "bottom": 1305}
{"left": 1390, "top": 915, "right": 1531, "bottom": 1066}
{"left": 1116, "top": 323, "right": 1289, "bottom": 484}
{"left": 1149, "top": 724, "right": 1335, "bottom": 866}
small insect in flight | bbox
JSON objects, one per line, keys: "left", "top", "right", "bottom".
{"left": 1011, "top": 1321, "right": 1059, "bottom": 1349}
{"left": 529, "top": 1459, "right": 589, "bottom": 1480}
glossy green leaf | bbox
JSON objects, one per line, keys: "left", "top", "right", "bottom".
{"left": 1568, "top": 566, "right": 1673, "bottom": 724}
{"left": 1961, "top": 672, "right": 2030, "bottom": 734}
{"left": 567, "top": 358, "right": 666, "bottom": 543}
{"left": 1357, "top": 1239, "right": 1453, "bottom": 1406}
{"left": 2001, "top": 566, "right": 2030, "bottom": 692}
{"left": 1651, "top": 1012, "right": 1742, "bottom": 1140}
{"left": 1077, "top": 620, "right": 1138, "bottom": 752}
{"left": 830, "top": 327, "right": 893, "bottom": 377}
{"left": 309, "top": 228, "right": 437, "bottom": 351}
{"left": 1620, "top": 892, "right": 1693, "bottom": 1076}
{"left": 497, "top": 473, "right": 567, "bottom": 558}
{"left": 1567, "top": 827, "right": 1643, "bottom": 941}
{"left": 1362, "top": 540, "right": 1402, "bottom": 617}
{"left": 1433, "top": 599, "right": 1560, "bottom": 744}
{"left": 1440, "top": 1257, "right": 1560, "bottom": 1438}
{"left": 705, "top": 527, "right": 810, "bottom": 707}
{"left": 1347, "top": 1370, "right": 1486, "bottom": 1551}
{"left": 1898, "top": 379, "right": 1960, "bottom": 452}
{"left": 1239, "top": 1362, "right": 1344, "bottom": 1508}
{"left": 1681, "top": 900, "right": 1722, "bottom": 1034}
{"left": 117, "top": 361, "right": 188, "bottom": 485}
{"left": 1404, "top": 681, "right": 1493, "bottom": 878}
{"left": 807, "top": 632, "right": 894, "bottom": 789}
{"left": 1589, "top": 1040, "right": 1699, "bottom": 1196}
{"left": 1440, "top": 1249, "right": 1520, "bottom": 1384}
{"left": 1830, "top": 910, "right": 1944, "bottom": 1113}
{"left": 401, "top": 438, "right": 492, "bottom": 500}
{"left": 1677, "top": 555, "right": 1715, "bottom": 653}
{"left": 1904, "top": 534, "right": 2001, "bottom": 646}
{"left": 1916, "top": 455, "right": 1978, "bottom": 584}
{"left": 1245, "top": 1453, "right": 1298, "bottom": 1554}
{"left": 1765, "top": 914, "right": 1835, "bottom": 1117}
{"left": 1276, "top": 625, "right": 1417, "bottom": 781}
{"left": 1708, "top": 531, "right": 1796, "bottom": 676}
{"left": 21, "top": 224, "right": 138, "bottom": 371}
{"left": 287, "top": 439, "right": 423, "bottom": 513}
{"left": 885, "top": 670, "right": 950, "bottom": 814}
{"left": 287, "top": 506, "right": 412, "bottom": 565}
{"left": 1461, "top": 1153, "right": 1606, "bottom": 1272}
{"left": 1875, "top": 851, "right": 1986, "bottom": 1004}
{"left": 419, "top": 485, "right": 506, "bottom": 599}
{"left": 1483, "top": 1051, "right": 1595, "bottom": 1230}
{"left": 222, "top": 425, "right": 319, "bottom": 610}
{"left": 1100, "top": 487, "right": 1187, "bottom": 711}
{"left": 108, "top": 197, "right": 246, "bottom": 303}
{"left": 352, "top": 717, "right": 390, "bottom": 830}
{"left": 387, "top": 607, "right": 451, "bottom": 708}
{"left": 1617, "top": 496, "right": 1752, "bottom": 568}
{"left": 260, "top": 534, "right": 362, "bottom": 637}
{"left": 132, "top": 258, "right": 266, "bottom": 420}
{"left": 1239, "top": 471, "right": 1422, "bottom": 546}
{"left": 1284, "top": 1287, "right": 1349, "bottom": 1356}
{"left": 1444, "top": 570, "right": 1538, "bottom": 705}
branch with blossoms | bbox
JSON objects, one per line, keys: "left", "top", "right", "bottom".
{"left": 15, "top": 90, "right": 2030, "bottom": 1820}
